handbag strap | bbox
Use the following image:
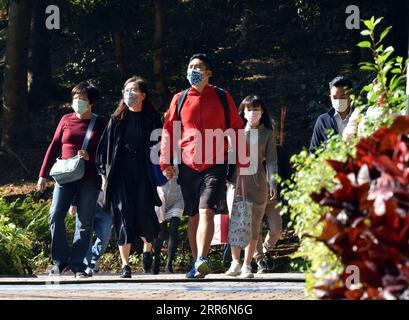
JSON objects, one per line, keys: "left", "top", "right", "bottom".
{"left": 81, "top": 113, "right": 97, "bottom": 151}
{"left": 235, "top": 176, "right": 246, "bottom": 202}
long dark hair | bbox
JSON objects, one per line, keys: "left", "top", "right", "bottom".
{"left": 238, "top": 95, "right": 273, "bottom": 130}
{"left": 113, "top": 76, "right": 160, "bottom": 123}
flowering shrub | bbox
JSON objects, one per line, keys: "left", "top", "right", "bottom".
{"left": 280, "top": 16, "right": 408, "bottom": 298}
{"left": 312, "top": 116, "right": 409, "bottom": 300}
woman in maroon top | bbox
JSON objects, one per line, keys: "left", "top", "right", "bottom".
{"left": 37, "top": 81, "right": 107, "bottom": 278}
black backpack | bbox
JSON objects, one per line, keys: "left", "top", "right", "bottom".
{"left": 176, "top": 86, "right": 230, "bottom": 128}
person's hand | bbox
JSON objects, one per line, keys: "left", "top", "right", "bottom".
{"left": 69, "top": 205, "right": 77, "bottom": 216}
{"left": 78, "top": 150, "right": 89, "bottom": 161}
{"left": 269, "top": 187, "right": 277, "bottom": 200}
{"left": 37, "top": 177, "right": 47, "bottom": 193}
{"left": 162, "top": 166, "right": 176, "bottom": 180}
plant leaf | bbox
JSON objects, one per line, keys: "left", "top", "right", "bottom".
{"left": 374, "top": 17, "right": 383, "bottom": 27}
{"left": 380, "top": 26, "right": 392, "bottom": 42}
{"left": 357, "top": 41, "right": 371, "bottom": 49}
{"left": 360, "top": 29, "right": 371, "bottom": 36}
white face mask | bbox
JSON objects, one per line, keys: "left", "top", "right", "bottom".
{"left": 244, "top": 110, "right": 262, "bottom": 126}
{"left": 331, "top": 99, "right": 349, "bottom": 113}
{"left": 72, "top": 98, "right": 89, "bottom": 114}
{"left": 123, "top": 91, "right": 139, "bottom": 108}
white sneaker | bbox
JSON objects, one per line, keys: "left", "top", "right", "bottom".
{"left": 240, "top": 264, "right": 254, "bottom": 278}
{"left": 225, "top": 261, "right": 242, "bottom": 276}
{"left": 85, "top": 267, "right": 93, "bottom": 277}
{"left": 92, "top": 260, "right": 100, "bottom": 273}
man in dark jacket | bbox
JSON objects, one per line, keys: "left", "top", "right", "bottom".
{"left": 309, "top": 76, "right": 353, "bottom": 152}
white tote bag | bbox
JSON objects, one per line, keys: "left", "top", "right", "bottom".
{"left": 228, "top": 177, "right": 252, "bottom": 249}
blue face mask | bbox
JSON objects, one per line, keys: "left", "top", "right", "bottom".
{"left": 187, "top": 69, "right": 203, "bottom": 86}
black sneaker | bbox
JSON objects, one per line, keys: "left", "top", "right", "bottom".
{"left": 120, "top": 265, "right": 132, "bottom": 278}
{"left": 152, "top": 255, "right": 160, "bottom": 275}
{"left": 257, "top": 259, "right": 270, "bottom": 274}
{"left": 142, "top": 252, "right": 153, "bottom": 273}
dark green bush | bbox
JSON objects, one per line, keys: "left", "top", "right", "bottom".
{"left": 0, "top": 196, "right": 76, "bottom": 274}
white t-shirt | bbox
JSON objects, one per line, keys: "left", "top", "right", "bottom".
{"left": 334, "top": 109, "right": 352, "bottom": 135}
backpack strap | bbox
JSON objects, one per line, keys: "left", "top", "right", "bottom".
{"left": 176, "top": 89, "right": 190, "bottom": 121}
{"left": 176, "top": 86, "right": 230, "bottom": 129}
{"left": 214, "top": 86, "right": 230, "bottom": 129}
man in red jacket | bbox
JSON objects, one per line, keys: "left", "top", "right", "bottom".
{"left": 160, "top": 53, "right": 247, "bottom": 278}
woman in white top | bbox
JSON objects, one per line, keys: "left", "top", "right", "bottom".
{"left": 153, "top": 166, "right": 184, "bottom": 274}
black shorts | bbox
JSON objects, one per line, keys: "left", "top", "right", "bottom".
{"left": 178, "top": 163, "right": 227, "bottom": 217}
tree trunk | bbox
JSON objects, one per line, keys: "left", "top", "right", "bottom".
{"left": 113, "top": 31, "right": 125, "bottom": 78}
{"left": 28, "top": 0, "right": 52, "bottom": 111}
{"left": 2, "top": 0, "right": 31, "bottom": 148}
{"left": 153, "top": 0, "right": 171, "bottom": 112}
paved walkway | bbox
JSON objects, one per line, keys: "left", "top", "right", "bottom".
{"left": 0, "top": 273, "right": 306, "bottom": 300}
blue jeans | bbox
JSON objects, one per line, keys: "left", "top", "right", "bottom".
{"left": 223, "top": 244, "right": 232, "bottom": 266}
{"left": 49, "top": 178, "right": 99, "bottom": 272}
{"left": 85, "top": 205, "right": 112, "bottom": 266}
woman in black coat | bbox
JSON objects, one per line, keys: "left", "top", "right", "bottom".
{"left": 96, "top": 76, "right": 162, "bottom": 278}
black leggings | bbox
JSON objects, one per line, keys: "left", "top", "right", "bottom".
{"left": 154, "top": 217, "right": 180, "bottom": 265}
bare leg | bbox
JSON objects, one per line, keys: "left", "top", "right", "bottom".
{"left": 263, "top": 200, "right": 282, "bottom": 252}
{"left": 118, "top": 244, "right": 131, "bottom": 268}
{"left": 196, "top": 208, "right": 215, "bottom": 258}
{"left": 188, "top": 215, "right": 199, "bottom": 260}
{"left": 141, "top": 236, "right": 152, "bottom": 252}
{"left": 253, "top": 225, "right": 265, "bottom": 264}
{"left": 230, "top": 246, "right": 241, "bottom": 263}
{"left": 244, "top": 239, "right": 259, "bottom": 266}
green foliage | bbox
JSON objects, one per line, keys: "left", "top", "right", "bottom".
{"left": 69, "top": 0, "right": 110, "bottom": 12}
{"left": 289, "top": 258, "right": 310, "bottom": 273}
{"left": 173, "top": 251, "right": 194, "bottom": 271}
{"left": 32, "top": 251, "right": 50, "bottom": 273}
{"left": 207, "top": 249, "right": 225, "bottom": 273}
{"left": 0, "top": 193, "right": 197, "bottom": 274}
{"left": 0, "top": 215, "right": 33, "bottom": 275}
{"left": 294, "top": 0, "right": 321, "bottom": 30}
{"left": 356, "top": 17, "right": 408, "bottom": 138}
{"left": 98, "top": 252, "right": 122, "bottom": 273}
{"left": 0, "top": 196, "right": 76, "bottom": 274}
{"left": 280, "top": 134, "right": 355, "bottom": 297}
{"left": 280, "top": 17, "right": 408, "bottom": 299}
